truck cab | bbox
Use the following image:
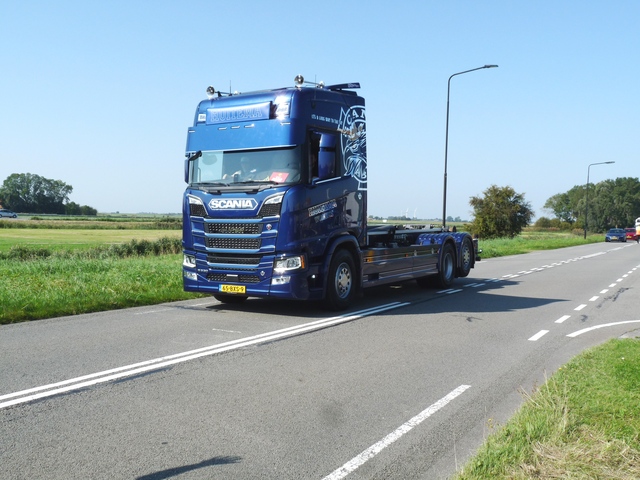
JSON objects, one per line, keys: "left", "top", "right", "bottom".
{"left": 183, "top": 77, "right": 367, "bottom": 306}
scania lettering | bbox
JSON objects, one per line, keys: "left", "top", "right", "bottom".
{"left": 182, "top": 76, "right": 480, "bottom": 309}
{"left": 209, "top": 199, "right": 258, "bottom": 210}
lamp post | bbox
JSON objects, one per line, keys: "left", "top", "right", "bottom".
{"left": 584, "top": 161, "right": 615, "bottom": 239}
{"left": 442, "top": 65, "right": 498, "bottom": 229}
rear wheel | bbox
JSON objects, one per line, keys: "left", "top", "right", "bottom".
{"left": 457, "top": 237, "right": 473, "bottom": 278}
{"left": 436, "top": 243, "right": 456, "bottom": 288}
{"left": 326, "top": 249, "right": 356, "bottom": 310}
{"left": 213, "top": 294, "right": 248, "bottom": 304}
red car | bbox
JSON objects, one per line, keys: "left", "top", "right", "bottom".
{"left": 625, "top": 227, "right": 639, "bottom": 242}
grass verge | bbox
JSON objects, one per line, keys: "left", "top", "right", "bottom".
{"left": 454, "top": 338, "right": 640, "bottom": 478}
{"left": 479, "top": 231, "right": 604, "bottom": 258}
{"left": 0, "top": 238, "right": 203, "bottom": 324}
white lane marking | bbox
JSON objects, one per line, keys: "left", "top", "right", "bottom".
{"left": 567, "top": 320, "right": 640, "bottom": 338}
{"left": 600, "top": 289, "right": 609, "bottom": 294}
{"left": 0, "top": 302, "right": 409, "bottom": 410}
{"left": 555, "top": 315, "right": 571, "bottom": 324}
{"left": 589, "top": 296, "right": 599, "bottom": 302}
{"left": 574, "top": 304, "right": 587, "bottom": 311}
{"left": 211, "top": 328, "right": 242, "bottom": 333}
{"left": 437, "top": 289, "right": 463, "bottom": 294}
{"left": 609, "top": 283, "right": 617, "bottom": 288}
{"left": 528, "top": 330, "right": 549, "bottom": 341}
{"left": 322, "top": 385, "right": 471, "bottom": 480}
{"left": 135, "top": 308, "right": 173, "bottom": 315}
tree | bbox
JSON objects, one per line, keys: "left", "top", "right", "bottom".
{"left": 469, "top": 185, "right": 534, "bottom": 239}
{"left": 0, "top": 173, "right": 73, "bottom": 214}
{"left": 543, "top": 177, "right": 640, "bottom": 233}
{"left": 65, "top": 202, "right": 98, "bottom": 216}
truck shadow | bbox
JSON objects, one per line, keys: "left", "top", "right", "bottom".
{"left": 207, "top": 277, "right": 565, "bottom": 318}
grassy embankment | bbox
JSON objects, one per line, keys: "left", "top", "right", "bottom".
{"left": 2, "top": 217, "right": 639, "bottom": 476}
{"left": 454, "top": 338, "right": 640, "bottom": 479}
{"left": 0, "top": 215, "right": 202, "bottom": 324}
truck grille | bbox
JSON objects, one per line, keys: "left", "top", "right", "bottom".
{"left": 206, "top": 238, "right": 261, "bottom": 249}
{"left": 207, "top": 223, "right": 261, "bottom": 235}
{"left": 190, "top": 204, "right": 207, "bottom": 217}
{"left": 258, "top": 203, "right": 281, "bottom": 217}
{"left": 208, "top": 273, "right": 261, "bottom": 283}
{"left": 207, "top": 254, "right": 262, "bottom": 265}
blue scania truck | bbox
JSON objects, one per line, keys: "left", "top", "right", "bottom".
{"left": 182, "top": 76, "right": 479, "bottom": 310}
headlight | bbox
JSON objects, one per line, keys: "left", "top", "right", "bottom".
{"left": 183, "top": 254, "right": 196, "bottom": 268}
{"left": 264, "top": 193, "right": 284, "bottom": 205}
{"left": 187, "top": 195, "right": 204, "bottom": 207}
{"left": 274, "top": 255, "right": 306, "bottom": 273}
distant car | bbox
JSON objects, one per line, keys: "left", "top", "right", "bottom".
{"left": 605, "top": 228, "right": 626, "bottom": 242}
{"left": 625, "top": 227, "right": 639, "bottom": 242}
{"left": 0, "top": 209, "right": 17, "bottom": 218}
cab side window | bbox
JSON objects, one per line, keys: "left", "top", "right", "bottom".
{"left": 310, "top": 131, "right": 341, "bottom": 181}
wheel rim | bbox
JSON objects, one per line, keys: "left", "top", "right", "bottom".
{"left": 335, "top": 262, "right": 352, "bottom": 299}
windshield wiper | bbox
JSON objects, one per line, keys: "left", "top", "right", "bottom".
{"left": 235, "top": 180, "right": 279, "bottom": 185}
{"left": 196, "top": 181, "right": 230, "bottom": 187}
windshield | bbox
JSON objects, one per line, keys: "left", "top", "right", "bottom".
{"left": 189, "top": 147, "right": 301, "bottom": 186}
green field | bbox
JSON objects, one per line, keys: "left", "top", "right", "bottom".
{"left": 0, "top": 228, "right": 181, "bottom": 253}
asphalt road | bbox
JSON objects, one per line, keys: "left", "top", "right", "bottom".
{"left": 1, "top": 241, "right": 639, "bottom": 479}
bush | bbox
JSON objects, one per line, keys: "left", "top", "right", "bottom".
{"left": 0, "top": 237, "right": 181, "bottom": 261}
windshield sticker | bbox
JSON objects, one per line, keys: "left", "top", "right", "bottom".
{"left": 269, "top": 172, "right": 290, "bottom": 183}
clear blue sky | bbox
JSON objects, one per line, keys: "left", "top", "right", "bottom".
{"left": 1, "top": 1, "right": 638, "bottom": 220}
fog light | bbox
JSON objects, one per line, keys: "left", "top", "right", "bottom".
{"left": 183, "top": 270, "right": 197, "bottom": 281}
{"left": 272, "top": 276, "right": 291, "bottom": 285}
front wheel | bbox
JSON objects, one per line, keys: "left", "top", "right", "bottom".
{"left": 326, "top": 249, "right": 356, "bottom": 310}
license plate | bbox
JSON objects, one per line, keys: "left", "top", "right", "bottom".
{"left": 220, "top": 284, "right": 246, "bottom": 294}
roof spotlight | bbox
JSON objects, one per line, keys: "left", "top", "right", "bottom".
{"left": 317, "top": 81, "right": 325, "bottom": 89}
{"left": 294, "top": 75, "right": 304, "bottom": 87}
{"left": 206, "top": 86, "right": 215, "bottom": 99}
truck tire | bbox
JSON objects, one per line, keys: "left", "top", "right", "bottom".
{"left": 326, "top": 249, "right": 356, "bottom": 310}
{"left": 457, "top": 237, "right": 473, "bottom": 278}
{"left": 436, "top": 242, "right": 455, "bottom": 288}
{"left": 213, "top": 294, "right": 248, "bottom": 304}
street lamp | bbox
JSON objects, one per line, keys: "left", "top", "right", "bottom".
{"left": 443, "top": 65, "right": 498, "bottom": 229}
{"left": 584, "top": 161, "right": 615, "bottom": 239}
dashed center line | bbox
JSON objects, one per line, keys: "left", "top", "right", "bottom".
{"left": 528, "top": 330, "right": 549, "bottom": 341}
